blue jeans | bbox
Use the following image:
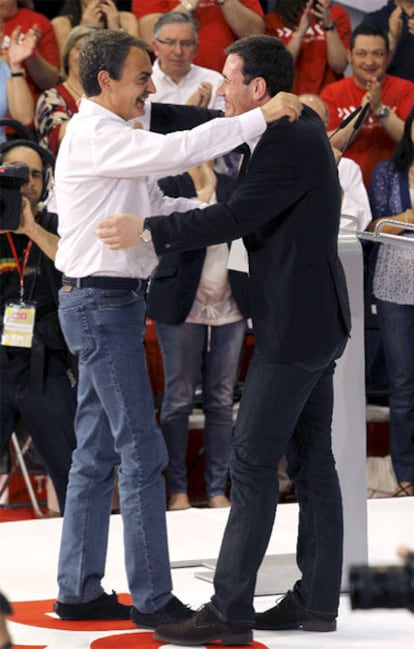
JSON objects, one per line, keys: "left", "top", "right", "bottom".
{"left": 57, "top": 285, "right": 172, "bottom": 612}
{"left": 376, "top": 298, "right": 414, "bottom": 483}
{"left": 156, "top": 320, "right": 246, "bottom": 497}
{"left": 211, "top": 341, "right": 346, "bottom": 625}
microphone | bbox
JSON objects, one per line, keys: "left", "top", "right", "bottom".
{"left": 352, "top": 102, "right": 370, "bottom": 131}
{"left": 335, "top": 103, "right": 370, "bottom": 165}
{"left": 329, "top": 106, "right": 362, "bottom": 140}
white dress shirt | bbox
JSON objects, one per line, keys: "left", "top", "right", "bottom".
{"left": 54, "top": 98, "right": 267, "bottom": 279}
{"left": 150, "top": 59, "right": 225, "bottom": 111}
{"left": 338, "top": 157, "right": 372, "bottom": 231}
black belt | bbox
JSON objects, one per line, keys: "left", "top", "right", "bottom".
{"left": 62, "top": 275, "right": 148, "bottom": 292}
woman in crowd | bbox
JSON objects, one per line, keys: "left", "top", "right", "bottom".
{"left": 0, "top": 26, "right": 34, "bottom": 142}
{"left": 367, "top": 106, "right": 414, "bottom": 497}
{"left": 52, "top": 0, "right": 139, "bottom": 60}
{"left": 265, "top": 0, "right": 351, "bottom": 94}
{"left": 35, "top": 25, "right": 98, "bottom": 156}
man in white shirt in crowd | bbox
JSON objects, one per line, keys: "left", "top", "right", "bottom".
{"left": 151, "top": 12, "right": 224, "bottom": 110}
{"left": 52, "top": 29, "right": 301, "bottom": 629}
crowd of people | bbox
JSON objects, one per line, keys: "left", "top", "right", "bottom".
{"left": 0, "top": 0, "right": 413, "bottom": 645}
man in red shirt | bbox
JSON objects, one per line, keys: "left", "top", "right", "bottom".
{"left": 0, "top": 0, "right": 60, "bottom": 102}
{"left": 133, "top": 0, "right": 264, "bottom": 72}
{"left": 321, "top": 23, "right": 414, "bottom": 188}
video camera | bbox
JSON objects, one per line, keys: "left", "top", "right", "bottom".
{"left": 0, "top": 162, "right": 29, "bottom": 231}
{"left": 349, "top": 552, "right": 414, "bottom": 612}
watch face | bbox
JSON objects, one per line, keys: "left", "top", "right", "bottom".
{"left": 377, "top": 106, "right": 389, "bottom": 118}
{"left": 141, "top": 228, "right": 152, "bottom": 243}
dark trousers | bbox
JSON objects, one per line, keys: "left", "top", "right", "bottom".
{"left": 0, "top": 361, "right": 77, "bottom": 513}
{"left": 211, "top": 340, "right": 346, "bottom": 624}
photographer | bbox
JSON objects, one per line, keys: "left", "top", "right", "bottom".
{"left": 0, "top": 141, "right": 76, "bottom": 515}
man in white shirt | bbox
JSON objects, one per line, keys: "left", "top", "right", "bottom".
{"left": 151, "top": 12, "right": 225, "bottom": 110}
{"left": 53, "top": 29, "right": 301, "bottom": 629}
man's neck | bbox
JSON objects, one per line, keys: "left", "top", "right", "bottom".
{"left": 159, "top": 61, "right": 190, "bottom": 85}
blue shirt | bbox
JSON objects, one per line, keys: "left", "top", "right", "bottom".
{"left": 0, "top": 60, "right": 11, "bottom": 143}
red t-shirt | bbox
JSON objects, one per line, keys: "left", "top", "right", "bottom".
{"left": 132, "top": 0, "right": 264, "bottom": 72}
{"left": 1, "top": 8, "right": 60, "bottom": 101}
{"left": 265, "top": 6, "right": 351, "bottom": 95}
{"left": 321, "top": 74, "right": 414, "bottom": 188}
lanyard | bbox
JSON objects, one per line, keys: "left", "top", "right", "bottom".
{"left": 6, "top": 232, "right": 33, "bottom": 302}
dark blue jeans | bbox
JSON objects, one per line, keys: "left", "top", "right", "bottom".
{"left": 57, "top": 286, "right": 172, "bottom": 612}
{"left": 376, "top": 298, "right": 414, "bottom": 483}
{"left": 211, "top": 341, "right": 346, "bottom": 625}
{"left": 156, "top": 320, "right": 246, "bottom": 497}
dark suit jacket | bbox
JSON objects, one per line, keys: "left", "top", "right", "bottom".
{"left": 150, "top": 103, "right": 222, "bottom": 134}
{"left": 147, "top": 106, "right": 351, "bottom": 363}
{"left": 148, "top": 171, "right": 249, "bottom": 324}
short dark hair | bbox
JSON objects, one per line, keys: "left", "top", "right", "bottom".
{"left": 226, "top": 35, "right": 294, "bottom": 97}
{"left": 350, "top": 24, "right": 389, "bottom": 52}
{"left": 153, "top": 12, "right": 199, "bottom": 38}
{"left": 78, "top": 30, "right": 149, "bottom": 96}
{"left": 393, "top": 105, "right": 414, "bottom": 171}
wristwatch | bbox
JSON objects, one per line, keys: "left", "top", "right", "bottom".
{"left": 140, "top": 227, "right": 152, "bottom": 243}
{"left": 140, "top": 219, "right": 152, "bottom": 243}
{"left": 375, "top": 104, "right": 389, "bottom": 119}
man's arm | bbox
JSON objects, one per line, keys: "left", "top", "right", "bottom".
{"left": 16, "top": 199, "right": 59, "bottom": 261}
{"left": 95, "top": 120, "right": 308, "bottom": 251}
{"left": 217, "top": 0, "right": 264, "bottom": 38}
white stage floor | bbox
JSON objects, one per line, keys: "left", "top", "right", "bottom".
{"left": 1, "top": 498, "right": 413, "bottom": 648}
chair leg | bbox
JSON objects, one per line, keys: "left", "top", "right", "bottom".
{"left": 10, "top": 432, "right": 44, "bottom": 518}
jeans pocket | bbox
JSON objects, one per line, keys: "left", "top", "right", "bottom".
{"left": 58, "top": 303, "right": 94, "bottom": 358}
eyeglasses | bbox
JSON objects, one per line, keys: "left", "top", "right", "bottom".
{"left": 155, "top": 38, "right": 198, "bottom": 49}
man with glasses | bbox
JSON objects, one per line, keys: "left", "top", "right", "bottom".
{"left": 151, "top": 12, "right": 224, "bottom": 109}
{"left": 133, "top": 0, "right": 265, "bottom": 73}
{"left": 321, "top": 24, "right": 414, "bottom": 188}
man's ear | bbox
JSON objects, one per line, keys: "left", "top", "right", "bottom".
{"left": 152, "top": 39, "right": 160, "bottom": 58}
{"left": 251, "top": 76, "right": 268, "bottom": 102}
{"left": 346, "top": 48, "right": 352, "bottom": 65}
{"left": 97, "top": 69, "right": 112, "bottom": 91}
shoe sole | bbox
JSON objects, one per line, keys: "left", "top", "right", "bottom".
{"left": 154, "top": 630, "right": 253, "bottom": 646}
{"left": 254, "top": 620, "right": 336, "bottom": 632}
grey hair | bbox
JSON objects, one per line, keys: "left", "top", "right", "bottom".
{"left": 153, "top": 12, "right": 199, "bottom": 39}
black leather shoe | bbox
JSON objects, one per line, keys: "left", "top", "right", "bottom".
{"left": 154, "top": 603, "right": 253, "bottom": 646}
{"left": 254, "top": 590, "right": 337, "bottom": 632}
{"left": 54, "top": 590, "right": 131, "bottom": 620}
{"left": 131, "top": 595, "right": 194, "bottom": 629}
{"left": 0, "top": 593, "right": 12, "bottom": 615}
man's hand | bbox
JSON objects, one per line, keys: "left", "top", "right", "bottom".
{"left": 0, "top": 197, "right": 34, "bottom": 235}
{"left": 261, "top": 92, "right": 302, "bottom": 124}
{"left": 186, "top": 82, "right": 213, "bottom": 108}
{"left": 364, "top": 77, "right": 382, "bottom": 114}
{"left": 95, "top": 214, "right": 145, "bottom": 249}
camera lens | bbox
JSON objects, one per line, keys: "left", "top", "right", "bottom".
{"left": 350, "top": 564, "right": 414, "bottom": 610}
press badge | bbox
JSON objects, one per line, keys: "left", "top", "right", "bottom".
{"left": 1, "top": 301, "right": 36, "bottom": 348}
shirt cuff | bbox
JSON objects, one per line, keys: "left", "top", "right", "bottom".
{"left": 237, "top": 107, "right": 266, "bottom": 143}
